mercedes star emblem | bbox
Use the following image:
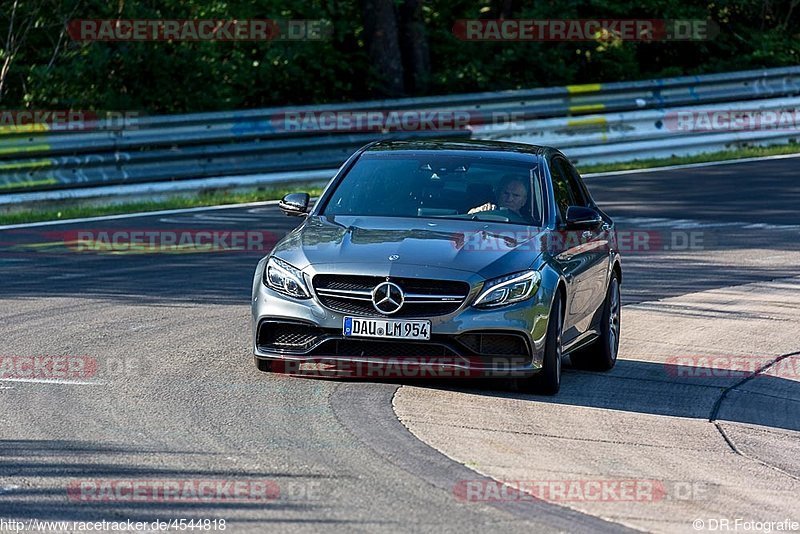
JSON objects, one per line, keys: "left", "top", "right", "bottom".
{"left": 371, "top": 281, "right": 404, "bottom": 315}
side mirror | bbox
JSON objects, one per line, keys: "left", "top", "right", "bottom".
{"left": 565, "top": 206, "right": 602, "bottom": 229}
{"left": 279, "top": 193, "right": 310, "bottom": 216}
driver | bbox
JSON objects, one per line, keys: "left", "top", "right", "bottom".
{"left": 468, "top": 175, "right": 530, "bottom": 218}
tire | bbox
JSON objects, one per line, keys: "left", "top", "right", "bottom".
{"left": 520, "top": 291, "right": 563, "bottom": 395}
{"left": 570, "top": 273, "right": 620, "bottom": 371}
{"left": 254, "top": 356, "right": 273, "bottom": 372}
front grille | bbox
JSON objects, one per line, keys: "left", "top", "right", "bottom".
{"left": 456, "top": 332, "right": 529, "bottom": 356}
{"left": 257, "top": 322, "right": 324, "bottom": 352}
{"left": 312, "top": 275, "right": 470, "bottom": 317}
{"left": 314, "top": 299, "right": 464, "bottom": 317}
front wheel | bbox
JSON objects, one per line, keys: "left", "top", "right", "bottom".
{"left": 520, "top": 292, "right": 563, "bottom": 395}
{"left": 570, "top": 273, "right": 620, "bottom": 371}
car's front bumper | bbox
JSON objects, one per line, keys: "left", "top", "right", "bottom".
{"left": 251, "top": 259, "right": 553, "bottom": 379}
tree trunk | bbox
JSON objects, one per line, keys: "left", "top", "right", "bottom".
{"left": 361, "top": 0, "right": 405, "bottom": 97}
{"left": 398, "top": 0, "right": 430, "bottom": 94}
{"left": 499, "top": 0, "right": 514, "bottom": 19}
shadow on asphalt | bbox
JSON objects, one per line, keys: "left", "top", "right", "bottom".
{"left": 0, "top": 440, "right": 333, "bottom": 522}
{"left": 584, "top": 156, "right": 800, "bottom": 225}
{"left": 0, "top": 252, "right": 262, "bottom": 305}
{"left": 1, "top": 244, "right": 798, "bottom": 306}
{"left": 270, "top": 357, "right": 800, "bottom": 433}
{"left": 1, "top": 199, "right": 799, "bottom": 306}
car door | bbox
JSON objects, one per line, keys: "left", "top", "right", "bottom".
{"left": 548, "top": 156, "right": 608, "bottom": 343}
{"left": 556, "top": 156, "right": 611, "bottom": 337}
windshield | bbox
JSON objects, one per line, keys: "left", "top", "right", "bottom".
{"left": 321, "top": 153, "right": 544, "bottom": 226}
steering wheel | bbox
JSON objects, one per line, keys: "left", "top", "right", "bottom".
{"left": 468, "top": 206, "right": 530, "bottom": 223}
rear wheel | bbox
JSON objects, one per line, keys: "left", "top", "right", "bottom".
{"left": 570, "top": 274, "right": 620, "bottom": 371}
{"left": 521, "top": 292, "right": 563, "bottom": 395}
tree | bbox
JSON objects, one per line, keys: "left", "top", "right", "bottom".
{"left": 0, "top": 0, "right": 80, "bottom": 105}
{"left": 360, "top": 0, "right": 405, "bottom": 96}
{"left": 0, "top": 0, "right": 35, "bottom": 103}
{"left": 398, "top": 0, "right": 430, "bottom": 93}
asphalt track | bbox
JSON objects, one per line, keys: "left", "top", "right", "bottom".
{"left": 0, "top": 155, "right": 798, "bottom": 532}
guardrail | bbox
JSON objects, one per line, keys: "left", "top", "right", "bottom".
{"left": 1, "top": 66, "right": 799, "bottom": 195}
{"left": 474, "top": 95, "right": 800, "bottom": 160}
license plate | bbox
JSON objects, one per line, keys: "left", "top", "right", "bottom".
{"left": 343, "top": 317, "right": 430, "bottom": 340}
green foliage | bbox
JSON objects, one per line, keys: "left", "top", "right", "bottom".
{"left": 1, "top": 0, "right": 798, "bottom": 113}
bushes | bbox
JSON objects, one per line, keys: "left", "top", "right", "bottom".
{"left": 1, "top": 0, "right": 798, "bottom": 113}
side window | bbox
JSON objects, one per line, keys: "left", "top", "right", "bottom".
{"left": 556, "top": 158, "right": 588, "bottom": 207}
{"left": 531, "top": 169, "right": 543, "bottom": 226}
{"left": 549, "top": 157, "right": 575, "bottom": 224}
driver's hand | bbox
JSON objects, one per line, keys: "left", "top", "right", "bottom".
{"left": 468, "top": 202, "right": 496, "bottom": 214}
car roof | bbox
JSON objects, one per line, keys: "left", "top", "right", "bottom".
{"left": 364, "top": 139, "right": 554, "bottom": 159}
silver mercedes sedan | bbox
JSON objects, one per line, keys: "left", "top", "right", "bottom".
{"left": 251, "top": 140, "right": 621, "bottom": 394}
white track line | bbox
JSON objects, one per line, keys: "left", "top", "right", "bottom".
{"left": 3, "top": 152, "right": 800, "bottom": 231}
{"left": 0, "top": 199, "right": 282, "bottom": 231}
{"left": 615, "top": 215, "right": 800, "bottom": 230}
{"left": 583, "top": 151, "right": 800, "bottom": 178}
{"left": 0, "top": 377, "right": 105, "bottom": 385}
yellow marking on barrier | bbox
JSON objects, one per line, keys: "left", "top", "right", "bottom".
{"left": 566, "top": 83, "right": 602, "bottom": 94}
{"left": 40, "top": 240, "right": 239, "bottom": 255}
{"left": 0, "top": 123, "right": 50, "bottom": 135}
{"left": 569, "top": 103, "right": 606, "bottom": 113}
{"left": 11, "top": 241, "right": 69, "bottom": 250}
{"left": 13, "top": 238, "right": 249, "bottom": 255}
{"left": 13, "top": 240, "right": 109, "bottom": 253}
{"left": 0, "top": 177, "right": 57, "bottom": 189}
{"left": 566, "top": 117, "right": 608, "bottom": 128}
{"left": 0, "top": 159, "right": 53, "bottom": 171}
{"left": 0, "top": 144, "right": 52, "bottom": 156}
{"left": 105, "top": 245, "right": 241, "bottom": 255}
{"left": 11, "top": 241, "right": 235, "bottom": 254}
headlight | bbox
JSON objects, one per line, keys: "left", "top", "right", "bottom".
{"left": 473, "top": 270, "right": 541, "bottom": 308}
{"left": 263, "top": 257, "right": 311, "bottom": 299}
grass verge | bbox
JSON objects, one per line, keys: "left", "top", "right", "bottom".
{"left": 578, "top": 142, "right": 800, "bottom": 174}
{"left": 2, "top": 142, "right": 799, "bottom": 226}
{"left": 0, "top": 184, "right": 327, "bottom": 226}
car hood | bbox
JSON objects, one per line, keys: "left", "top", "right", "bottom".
{"left": 271, "top": 215, "right": 544, "bottom": 279}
